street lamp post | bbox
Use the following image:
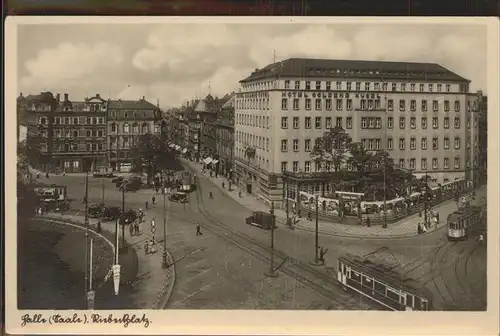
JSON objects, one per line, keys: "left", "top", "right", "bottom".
{"left": 121, "top": 181, "right": 126, "bottom": 249}
{"left": 312, "top": 195, "right": 321, "bottom": 265}
{"left": 101, "top": 177, "right": 105, "bottom": 205}
{"left": 265, "top": 201, "right": 277, "bottom": 277}
{"left": 84, "top": 170, "right": 90, "bottom": 307}
{"left": 162, "top": 186, "right": 169, "bottom": 268}
{"left": 383, "top": 96, "right": 388, "bottom": 229}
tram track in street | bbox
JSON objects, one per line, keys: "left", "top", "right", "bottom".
{"left": 453, "top": 243, "right": 483, "bottom": 308}
{"left": 192, "top": 179, "right": 376, "bottom": 310}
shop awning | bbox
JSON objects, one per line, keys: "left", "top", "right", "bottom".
{"left": 211, "top": 160, "right": 219, "bottom": 164}
{"left": 175, "top": 145, "right": 181, "bottom": 150}
{"left": 169, "top": 144, "right": 175, "bottom": 148}
{"left": 182, "top": 148, "right": 188, "bottom": 154}
{"left": 203, "top": 157, "right": 213, "bottom": 164}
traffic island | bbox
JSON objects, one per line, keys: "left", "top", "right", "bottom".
{"left": 20, "top": 216, "right": 140, "bottom": 309}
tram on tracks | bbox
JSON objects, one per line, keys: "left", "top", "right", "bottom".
{"left": 447, "top": 204, "right": 484, "bottom": 241}
{"left": 337, "top": 254, "right": 433, "bottom": 311}
{"left": 178, "top": 171, "right": 194, "bottom": 192}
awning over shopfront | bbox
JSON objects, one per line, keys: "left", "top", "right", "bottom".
{"left": 203, "top": 157, "right": 213, "bottom": 165}
{"left": 182, "top": 148, "right": 188, "bottom": 154}
{"left": 211, "top": 160, "right": 219, "bottom": 164}
{"left": 169, "top": 144, "right": 175, "bottom": 148}
{"left": 175, "top": 145, "right": 181, "bottom": 150}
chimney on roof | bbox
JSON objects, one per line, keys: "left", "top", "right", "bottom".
{"left": 96, "top": 94, "right": 100, "bottom": 98}
{"left": 56, "top": 93, "right": 60, "bottom": 102}
{"left": 64, "top": 93, "right": 69, "bottom": 101}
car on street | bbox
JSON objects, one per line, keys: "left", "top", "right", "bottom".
{"left": 88, "top": 203, "right": 105, "bottom": 218}
{"left": 169, "top": 191, "right": 188, "bottom": 203}
{"left": 119, "top": 176, "right": 142, "bottom": 192}
{"left": 119, "top": 209, "right": 138, "bottom": 225}
{"left": 245, "top": 211, "right": 276, "bottom": 230}
{"left": 102, "top": 206, "right": 121, "bottom": 221}
{"left": 112, "top": 176, "right": 124, "bottom": 184}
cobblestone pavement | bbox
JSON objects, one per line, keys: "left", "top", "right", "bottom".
{"left": 184, "top": 160, "right": 486, "bottom": 238}
{"left": 41, "top": 172, "right": 487, "bottom": 310}
{"left": 46, "top": 174, "right": 356, "bottom": 309}
{"left": 182, "top": 160, "right": 488, "bottom": 311}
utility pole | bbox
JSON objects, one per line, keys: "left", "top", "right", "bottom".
{"left": 424, "top": 171, "right": 429, "bottom": 227}
{"left": 266, "top": 201, "right": 277, "bottom": 277}
{"left": 101, "top": 177, "right": 105, "bottom": 205}
{"left": 162, "top": 186, "right": 168, "bottom": 268}
{"left": 312, "top": 195, "right": 321, "bottom": 265}
{"left": 283, "top": 174, "right": 290, "bottom": 226}
{"left": 383, "top": 96, "right": 388, "bottom": 229}
{"left": 84, "top": 170, "right": 90, "bottom": 307}
{"left": 121, "top": 181, "right": 126, "bottom": 249}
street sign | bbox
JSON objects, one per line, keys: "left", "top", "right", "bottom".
{"left": 87, "top": 290, "right": 95, "bottom": 309}
{"left": 151, "top": 226, "right": 156, "bottom": 234}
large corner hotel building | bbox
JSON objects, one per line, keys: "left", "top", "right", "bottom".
{"left": 234, "top": 58, "right": 481, "bottom": 208}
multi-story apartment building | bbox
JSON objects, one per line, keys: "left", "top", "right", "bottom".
{"left": 107, "top": 97, "right": 163, "bottom": 172}
{"left": 234, "top": 58, "right": 478, "bottom": 208}
{"left": 471, "top": 91, "right": 487, "bottom": 186}
{"left": 200, "top": 94, "right": 232, "bottom": 167}
{"left": 17, "top": 93, "right": 38, "bottom": 143}
{"left": 18, "top": 92, "right": 108, "bottom": 173}
{"left": 214, "top": 94, "right": 235, "bottom": 177}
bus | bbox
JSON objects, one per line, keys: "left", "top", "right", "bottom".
{"left": 32, "top": 184, "right": 69, "bottom": 212}
{"left": 337, "top": 254, "right": 433, "bottom": 311}
{"left": 447, "top": 205, "right": 484, "bottom": 241}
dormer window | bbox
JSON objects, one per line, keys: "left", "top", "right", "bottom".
{"left": 64, "top": 106, "right": 70, "bottom": 112}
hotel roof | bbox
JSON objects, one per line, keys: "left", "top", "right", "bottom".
{"left": 240, "top": 58, "right": 470, "bottom": 83}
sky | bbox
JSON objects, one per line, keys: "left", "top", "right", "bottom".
{"left": 17, "top": 21, "right": 487, "bottom": 109}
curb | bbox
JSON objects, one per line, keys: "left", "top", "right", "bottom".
{"left": 40, "top": 216, "right": 115, "bottom": 253}
{"left": 41, "top": 213, "right": 176, "bottom": 309}
{"left": 152, "top": 251, "right": 176, "bottom": 310}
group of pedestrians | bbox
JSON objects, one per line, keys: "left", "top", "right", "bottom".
{"left": 417, "top": 208, "right": 440, "bottom": 234}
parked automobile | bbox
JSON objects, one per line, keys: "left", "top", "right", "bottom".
{"left": 169, "top": 191, "right": 188, "bottom": 203}
{"left": 93, "top": 167, "right": 114, "bottom": 178}
{"left": 119, "top": 177, "right": 142, "bottom": 192}
{"left": 119, "top": 209, "right": 138, "bottom": 225}
{"left": 112, "top": 176, "right": 124, "bottom": 184}
{"left": 245, "top": 211, "right": 276, "bottom": 230}
{"left": 102, "top": 206, "right": 121, "bottom": 221}
{"left": 88, "top": 203, "right": 105, "bottom": 218}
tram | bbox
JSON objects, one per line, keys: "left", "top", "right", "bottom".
{"left": 447, "top": 205, "right": 484, "bottom": 241}
{"left": 337, "top": 254, "right": 432, "bottom": 311}
{"left": 179, "top": 171, "right": 194, "bottom": 192}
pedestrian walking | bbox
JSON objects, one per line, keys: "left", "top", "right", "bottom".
{"left": 308, "top": 212, "right": 312, "bottom": 222}
{"left": 478, "top": 234, "right": 484, "bottom": 243}
{"left": 145, "top": 201, "right": 149, "bottom": 210}
{"left": 97, "top": 220, "right": 102, "bottom": 233}
{"left": 83, "top": 196, "right": 87, "bottom": 204}
{"left": 152, "top": 195, "right": 156, "bottom": 206}
{"left": 319, "top": 247, "right": 328, "bottom": 264}
{"left": 135, "top": 221, "right": 140, "bottom": 235}
{"left": 209, "top": 191, "right": 214, "bottom": 199}
{"left": 129, "top": 223, "right": 134, "bottom": 236}
{"left": 366, "top": 217, "right": 371, "bottom": 227}
{"left": 144, "top": 240, "right": 150, "bottom": 254}
{"left": 196, "top": 223, "right": 203, "bottom": 236}
{"left": 222, "top": 181, "right": 225, "bottom": 189}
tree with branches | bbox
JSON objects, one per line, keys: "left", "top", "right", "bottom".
{"left": 311, "top": 126, "right": 352, "bottom": 172}
{"left": 129, "top": 134, "right": 179, "bottom": 184}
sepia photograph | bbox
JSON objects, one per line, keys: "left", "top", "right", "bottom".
{"left": 5, "top": 16, "right": 499, "bottom": 335}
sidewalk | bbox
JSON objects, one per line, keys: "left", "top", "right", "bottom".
{"left": 183, "top": 159, "right": 485, "bottom": 238}
{"left": 42, "top": 211, "right": 175, "bottom": 309}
